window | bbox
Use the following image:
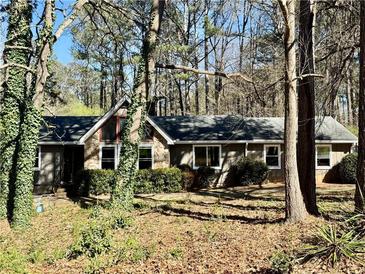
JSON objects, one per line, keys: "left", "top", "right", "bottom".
{"left": 138, "top": 146, "right": 153, "bottom": 169}
{"left": 102, "top": 117, "right": 117, "bottom": 142}
{"left": 316, "top": 145, "right": 331, "bottom": 168}
{"left": 101, "top": 146, "right": 116, "bottom": 169}
{"left": 34, "top": 147, "right": 41, "bottom": 170}
{"left": 193, "top": 145, "right": 221, "bottom": 169}
{"left": 264, "top": 145, "right": 281, "bottom": 169}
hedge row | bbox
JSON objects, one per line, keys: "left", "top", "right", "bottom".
{"left": 75, "top": 157, "right": 270, "bottom": 196}
{"left": 77, "top": 167, "right": 184, "bottom": 196}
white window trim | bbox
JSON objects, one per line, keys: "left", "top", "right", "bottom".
{"left": 316, "top": 144, "right": 332, "bottom": 169}
{"left": 99, "top": 144, "right": 118, "bottom": 170}
{"left": 138, "top": 144, "right": 154, "bottom": 169}
{"left": 263, "top": 144, "right": 281, "bottom": 170}
{"left": 192, "top": 145, "right": 222, "bottom": 170}
{"left": 34, "top": 146, "right": 41, "bottom": 171}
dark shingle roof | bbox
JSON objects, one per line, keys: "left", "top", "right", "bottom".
{"left": 39, "top": 115, "right": 357, "bottom": 144}
{"left": 40, "top": 116, "right": 100, "bottom": 143}
{"left": 149, "top": 116, "right": 357, "bottom": 142}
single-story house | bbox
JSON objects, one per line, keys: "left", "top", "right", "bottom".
{"left": 34, "top": 97, "right": 357, "bottom": 194}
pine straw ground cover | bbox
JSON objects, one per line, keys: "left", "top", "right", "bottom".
{"left": 0, "top": 182, "right": 362, "bottom": 274}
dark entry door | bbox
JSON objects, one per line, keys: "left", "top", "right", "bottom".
{"left": 63, "top": 146, "right": 84, "bottom": 187}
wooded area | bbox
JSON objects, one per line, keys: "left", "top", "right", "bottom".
{"left": 1, "top": 0, "right": 365, "bottom": 272}
{"left": 0, "top": 0, "right": 363, "bottom": 255}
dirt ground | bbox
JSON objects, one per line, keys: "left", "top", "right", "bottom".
{"left": 0, "top": 182, "right": 362, "bottom": 274}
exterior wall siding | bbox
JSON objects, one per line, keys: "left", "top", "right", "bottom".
{"left": 35, "top": 145, "right": 63, "bottom": 194}
{"left": 169, "top": 142, "right": 353, "bottom": 186}
{"left": 84, "top": 131, "right": 100, "bottom": 169}
{"left": 83, "top": 126, "right": 170, "bottom": 170}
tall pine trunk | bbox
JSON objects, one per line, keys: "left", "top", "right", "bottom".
{"left": 279, "top": 0, "right": 308, "bottom": 222}
{"left": 356, "top": 0, "right": 365, "bottom": 212}
{"left": 297, "top": 0, "right": 318, "bottom": 215}
{"left": 113, "top": 0, "right": 165, "bottom": 208}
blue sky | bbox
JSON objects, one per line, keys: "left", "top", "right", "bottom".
{"left": 0, "top": 0, "right": 75, "bottom": 65}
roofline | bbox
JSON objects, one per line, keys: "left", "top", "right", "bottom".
{"left": 79, "top": 96, "right": 131, "bottom": 143}
{"left": 37, "top": 139, "right": 357, "bottom": 146}
{"left": 146, "top": 117, "right": 174, "bottom": 145}
{"left": 173, "top": 139, "right": 357, "bottom": 145}
{"left": 38, "top": 141, "right": 82, "bottom": 145}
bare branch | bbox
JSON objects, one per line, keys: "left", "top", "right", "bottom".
{"left": 54, "top": 0, "right": 89, "bottom": 41}
{"left": 0, "top": 63, "right": 34, "bottom": 72}
{"left": 155, "top": 63, "right": 254, "bottom": 83}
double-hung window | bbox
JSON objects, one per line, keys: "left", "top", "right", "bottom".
{"left": 101, "top": 145, "right": 117, "bottom": 170}
{"left": 138, "top": 145, "right": 153, "bottom": 169}
{"left": 193, "top": 145, "right": 221, "bottom": 169}
{"left": 316, "top": 145, "right": 331, "bottom": 169}
{"left": 34, "top": 147, "right": 41, "bottom": 170}
{"left": 264, "top": 145, "right": 281, "bottom": 169}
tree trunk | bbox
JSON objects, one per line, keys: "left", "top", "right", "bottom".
{"left": 346, "top": 70, "right": 353, "bottom": 125}
{"left": 204, "top": 0, "right": 210, "bottom": 114}
{"left": 356, "top": 0, "right": 365, "bottom": 212}
{"left": 279, "top": 0, "right": 308, "bottom": 222}
{"left": 113, "top": 0, "right": 165, "bottom": 208}
{"left": 297, "top": 0, "right": 318, "bottom": 216}
{"left": 0, "top": 0, "right": 32, "bottom": 220}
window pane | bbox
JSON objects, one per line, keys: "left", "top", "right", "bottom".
{"left": 139, "top": 147, "right": 152, "bottom": 169}
{"left": 102, "top": 118, "right": 116, "bottom": 141}
{"left": 102, "top": 147, "right": 115, "bottom": 159}
{"left": 101, "top": 147, "right": 115, "bottom": 170}
{"left": 317, "top": 158, "right": 330, "bottom": 167}
{"left": 34, "top": 148, "right": 39, "bottom": 168}
{"left": 266, "top": 146, "right": 278, "bottom": 156}
{"left": 139, "top": 148, "right": 152, "bottom": 159}
{"left": 102, "top": 161, "right": 115, "bottom": 170}
{"left": 208, "top": 146, "right": 220, "bottom": 167}
{"left": 195, "top": 147, "right": 207, "bottom": 167}
{"left": 266, "top": 156, "right": 279, "bottom": 167}
{"left": 139, "top": 160, "right": 152, "bottom": 169}
{"left": 317, "top": 146, "right": 330, "bottom": 158}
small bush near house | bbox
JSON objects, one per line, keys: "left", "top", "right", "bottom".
{"left": 230, "top": 158, "right": 269, "bottom": 186}
{"left": 338, "top": 153, "right": 357, "bottom": 184}
{"left": 78, "top": 169, "right": 115, "bottom": 196}
{"left": 134, "top": 167, "right": 183, "bottom": 193}
{"left": 181, "top": 171, "right": 196, "bottom": 190}
{"left": 194, "top": 167, "right": 217, "bottom": 188}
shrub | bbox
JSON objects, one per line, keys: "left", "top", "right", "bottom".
{"left": 298, "top": 224, "right": 365, "bottom": 267}
{"left": 270, "top": 251, "right": 293, "bottom": 273}
{"left": 338, "top": 153, "right": 357, "bottom": 184}
{"left": 69, "top": 220, "right": 112, "bottom": 258}
{"left": 78, "top": 169, "right": 115, "bottom": 196}
{"left": 195, "top": 167, "right": 216, "bottom": 188}
{"left": 77, "top": 168, "right": 183, "bottom": 196}
{"left": 231, "top": 158, "right": 269, "bottom": 186}
{"left": 134, "top": 167, "right": 183, "bottom": 194}
{"left": 181, "top": 171, "right": 195, "bottom": 190}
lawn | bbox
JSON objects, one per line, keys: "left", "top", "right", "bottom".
{"left": 0, "top": 182, "right": 362, "bottom": 274}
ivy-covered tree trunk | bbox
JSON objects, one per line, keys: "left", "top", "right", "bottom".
{"left": 113, "top": 0, "right": 165, "bottom": 208}
{"left": 10, "top": 103, "right": 41, "bottom": 227}
{"left": 0, "top": 0, "right": 33, "bottom": 220}
{"left": 9, "top": 0, "right": 56, "bottom": 228}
